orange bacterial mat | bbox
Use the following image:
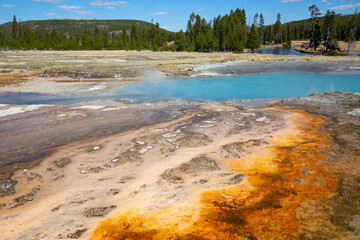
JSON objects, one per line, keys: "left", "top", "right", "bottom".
{"left": 90, "top": 109, "right": 337, "bottom": 240}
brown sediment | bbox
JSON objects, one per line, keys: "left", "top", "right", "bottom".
{"left": 0, "top": 105, "right": 207, "bottom": 209}
{"left": 0, "top": 70, "right": 36, "bottom": 86}
{"left": 0, "top": 105, "right": 199, "bottom": 179}
{"left": 90, "top": 108, "right": 338, "bottom": 239}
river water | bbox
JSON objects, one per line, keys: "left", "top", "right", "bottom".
{"left": 254, "top": 47, "right": 306, "bottom": 56}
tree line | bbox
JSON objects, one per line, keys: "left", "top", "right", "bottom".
{"left": 1, "top": 15, "right": 174, "bottom": 51}
{"left": 263, "top": 6, "right": 360, "bottom": 51}
{"left": 176, "top": 9, "right": 259, "bottom": 52}
{"left": 1, "top": 5, "right": 359, "bottom": 52}
{"left": 0, "top": 8, "right": 260, "bottom": 52}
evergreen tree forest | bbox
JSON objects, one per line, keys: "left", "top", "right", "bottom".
{"left": 263, "top": 8, "right": 360, "bottom": 50}
{"left": 1, "top": 5, "right": 360, "bottom": 52}
{"left": 0, "top": 16, "right": 173, "bottom": 51}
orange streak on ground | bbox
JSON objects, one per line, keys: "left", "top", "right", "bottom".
{"left": 90, "top": 109, "right": 337, "bottom": 240}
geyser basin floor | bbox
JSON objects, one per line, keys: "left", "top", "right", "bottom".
{"left": 0, "top": 92, "right": 359, "bottom": 240}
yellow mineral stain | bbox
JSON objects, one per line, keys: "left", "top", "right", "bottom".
{"left": 90, "top": 108, "right": 337, "bottom": 240}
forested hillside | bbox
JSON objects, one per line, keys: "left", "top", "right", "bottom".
{"left": 0, "top": 17, "right": 174, "bottom": 50}
{"left": 0, "top": 19, "right": 155, "bottom": 35}
{"left": 0, "top": 5, "right": 359, "bottom": 52}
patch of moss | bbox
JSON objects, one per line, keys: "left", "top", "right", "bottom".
{"left": 331, "top": 178, "right": 360, "bottom": 233}
{"left": 299, "top": 232, "right": 335, "bottom": 240}
{"left": 343, "top": 123, "right": 360, "bottom": 135}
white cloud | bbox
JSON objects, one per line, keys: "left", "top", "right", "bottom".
{"left": 90, "top": 0, "right": 127, "bottom": 7}
{"left": 280, "top": 0, "right": 302, "bottom": 2}
{"left": 33, "top": 0, "right": 64, "bottom": 3}
{"left": 46, "top": 13, "right": 59, "bottom": 16}
{"left": 57, "top": 5, "right": 83, "bottom": 11}
{"left": 321, "top": 0, "right": 332, "bottom": 5}
{"left": 75, "top": 10, "right": 98, "bottom": 16}
{"left": 330, "top": 3, "right": 360, "bottom": 10}
{"left": 191, "top": 8, "right": 205, "bottom": 13}
{"left": 46, "top": 13, "right": 69, "bottom": 18}
{"left": 151, "top": 12, "right": 169, "bottom": 16}
{"left": 2, "top": 4, "right": 16, "bottom": 8}
{"left": 57, "top": 5, "right": 99, "bottom": 16}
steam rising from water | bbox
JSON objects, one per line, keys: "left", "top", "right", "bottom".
{"left": 123, "top": 68, "right": 177, "bottom": 102}
{"left": 141, "top": 69, "right": 166, "bottom": 82}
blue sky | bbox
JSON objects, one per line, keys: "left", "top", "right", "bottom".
{"left": 1, "top": 0, "right": 359, "bottom": 31}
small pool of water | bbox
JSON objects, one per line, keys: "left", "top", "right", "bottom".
{"left": 0, "top": 72, "right": 359, "bottom": 105}
{"left": 116, "top": 72, "right": 359, "bottom": 102}
{"left": 254, "top": 47, "right": 306, "bottom": 56}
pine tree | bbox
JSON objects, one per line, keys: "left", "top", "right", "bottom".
{"left": 293, "top": 24, "right": 300, "bottom": 40}
{"left": 122, "top": 26, "right": 129, "bottom": 50}
{"left": 324, "top": 10, "right": 336, "bottom": 52}
{"left": 254, "top": 13, "right": 259, "bottom": 28}
{"left": 347, "top": 16, "right": 357, "bottom": 52}
{"left": 195, "top": 32, "right": 206, "bottom": 52}
{"left": 49, "top": 27, "right": 60, "bottom": 49}
{"left": 12, "top": 15, "right": 18, "bottom": 40}
{"left": 93, "top": 26, "right": 102, "bottom": 50}
{"left": 205, "top": 24, "right": 216, "bottom": 52}
{"left": 187, "top": 12, "right": 196, "bottom": 43}
{"left": 23, "top": 27, "right": 33, "bottom": 49}
{"left": 274, "top": 13, "right": 282, "bottom": 44}
{"left": 81, "top": 29, "right": 90, "bottom": 49}
{"left": 283, "top": 24, "right": 292, "bottom": 48}
{"left": 193, "top": 15, "right": 202, "bottom": 39}
{"left": 259, "top": 14, "right": 265, "bottom": 44}
{"left": 103, "top": 30, "right": 111, "bottom": 49}
{"left": 309, "top": 4, "right": 322, "bottom": 50}
{"left": 241, "top": 9, "right": 246, "bottom": 26}
{"left": 130, "top": 24, "right": 138, "bottom": 50}
{"left": 175, "top": 30, "right": 187, "bottom": 51}
{"left": 247, "top": 24, "right": 260, "bottom": 52}
{"left": 324, "top": 10, "right": 336, "bottom": 42}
